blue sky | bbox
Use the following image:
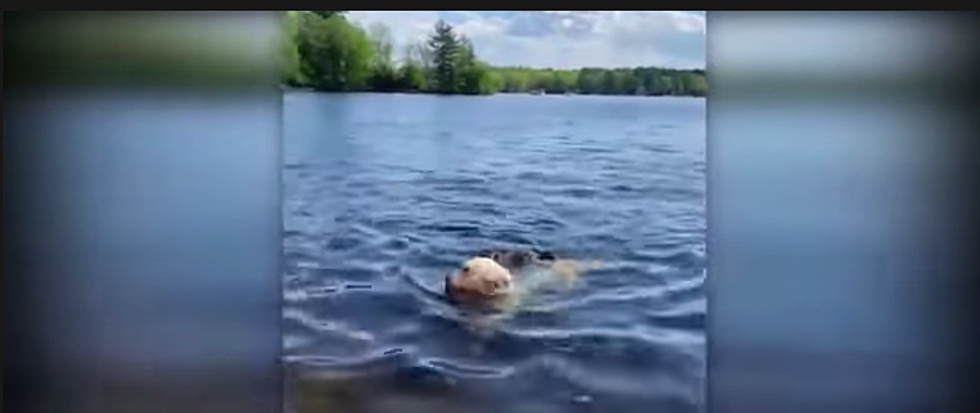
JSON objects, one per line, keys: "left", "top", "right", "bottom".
{"left": 346, "top": 11, "right": 705, "bottom": 69}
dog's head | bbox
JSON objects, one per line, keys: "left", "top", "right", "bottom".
{"left": 445, "top": 257, "right": 513, "bottom": 300}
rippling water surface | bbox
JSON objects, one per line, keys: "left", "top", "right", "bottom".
{"left": 283, "top": 91, "right": 706, "bottom": 413}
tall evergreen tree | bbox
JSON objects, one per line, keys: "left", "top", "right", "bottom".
{"left": 427, "top": 20, "right": 459, "bottom": 94}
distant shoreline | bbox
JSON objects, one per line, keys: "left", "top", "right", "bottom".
{"left": 281, "top": 85, "right": 705, "bottom": 98}
{"left": 282, "top": 12, "right": 706, "bottom": 98}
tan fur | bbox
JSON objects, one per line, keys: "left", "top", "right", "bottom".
{"left": 447, "top": 257, "right": 513, "bottom": 298}
{"left": 551, "top": 259, "right": 602, "bottom": 284}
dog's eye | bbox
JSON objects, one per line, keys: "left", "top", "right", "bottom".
{"left": 462, "top": 266, "right": 470, "bottom": 273}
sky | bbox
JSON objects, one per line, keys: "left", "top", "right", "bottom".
{"left": 346, "top": 11, "right": 705, "bottom": 70}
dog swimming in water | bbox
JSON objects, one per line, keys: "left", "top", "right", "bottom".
{"left": 444, "top": 249, "right": 600, "bottom": 312}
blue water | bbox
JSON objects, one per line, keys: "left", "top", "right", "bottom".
{"left": 282, "top": 91, "right": 706, "bottom": 413}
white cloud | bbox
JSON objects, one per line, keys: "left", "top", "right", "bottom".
{"left": 345, "top": 11, "right": 704, "bottom": 69}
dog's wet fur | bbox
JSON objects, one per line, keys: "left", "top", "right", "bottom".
{"left": 444, "top": 249, "right": 551, "bottom": 298}
{"left": 444, "top": 248, "right": 599, "bottom": 315}
{"left": 477, "top": 248, "right": 557, "bottom": 269}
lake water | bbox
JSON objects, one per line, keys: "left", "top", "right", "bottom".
{"left": 282, "top": 91, "right": 706, "bottom": 413}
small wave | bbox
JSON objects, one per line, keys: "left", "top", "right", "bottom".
{"left": 501, "top": 327, "right": 668, "bottom": 348}
{"left": 424, "top": 358, "right": 515, "bottom": 378}
{"left": 513, "top": 355, "right": 701, "bottom": 410}
{"left": 643, "top": 144, "right": 679, "bottom": 154}
{"left": 284, "top": 334, "right": 313, "bottom": 350}
{"left": 609, "top": 184, "right": 637, "bottom": 192}
{"left": 286, "top": 346, "right": 412, "bottom": 372}
{"left": 643, "top": 296, "right": 707, "bottom": 331}
{"left": 309, "top": 265, "right": 380, "bottom": 282}
{"left": 283, "top": 308, "right": 375, "bottom": 342}
{"left": 419, "top": 223, "right": 482, "bottom": 234}
{"left": 571, "top": 146, "right": 617, "bottom": 154}
{"left": 284, "top": 285, "right": 339, "bottom": 302}
{"left": 560, "top": 187, "right": 599, "bottom": 199}
{"left": 517, "top": 216, "right": 565, "bottom": 230}
{"left": 326, "top": 234, "right": 365, "bottom": 251}
{"left": 400, "top": 272, "right": 447, "bottom": 300}
{"left": 417, "top": 175, "right": 487, "bottom": 186}
{"left": 489, "top": 231, "right": 536, "bottom": 246}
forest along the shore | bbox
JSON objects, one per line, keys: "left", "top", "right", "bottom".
{"left": 281, "top": 11, "right": 707, "bottom": 97}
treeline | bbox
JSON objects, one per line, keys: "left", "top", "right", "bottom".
{"left": 493, "top": 67, "right": 706, "bottom": 96}
{"left": 281, "top": 11, "right": 706, "bottom": 96}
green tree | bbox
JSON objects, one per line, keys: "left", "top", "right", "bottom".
{"left": 550, "top": 71, "right": 567, "bottom": 93}
{"left": 454, "top": 35, "right": 494, "bottom": 94}
{"left": 601, "top": 70, "right": 616, "bottom": 94}
{"left": 617, "top": 69, "right": 639, "bottom": 94}
{"left": 455, "top": 35, "right": 476, "bottom": 92}
{"left": 577, "top": 68, "right": 601, "bottom": 94}
{"left": 311, "top": 11, "right": 344, "bottom": 19}
{"left": 367, "top": 23, "right": 397, "bottom": 91}
{"left": 495, "top": 67, "right": 529, "bottom": 92}
{"left": 404, "top": 42, "right": 434, "bottom": 91}
{"left": 368, "top": 23, "right": 393, "bottom": 70}
{"left": 460, "top": 62, "right": 495, "bottom": 94}
{"left": 279, "top": 11, "right": 304, "bottom": 86}
{"left": 427, "top": 19, "right": 460, "bottom": 93}
{"left": 683, "top": 72, "right": 707, "bottom": 96}
{"left": 638, "top": 67, "right": 657, "bottom": 95}
{"left": 398, "top": 61, "right": 425, "bottom": 90}
{"left": 560, "top": 70, "right": 577, "bottom": 93}
{"left": 660, "top": 75, "right": 675, "bottom": 95}
{"left": 484, "top": 69, "right": 502, "bottom": 94}
{"left": 296, "top": 12, "right": 374, "bottom": 91}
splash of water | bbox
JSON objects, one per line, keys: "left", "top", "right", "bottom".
{"left": 463, "top": 259, "right": 604, "bottom": 335}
